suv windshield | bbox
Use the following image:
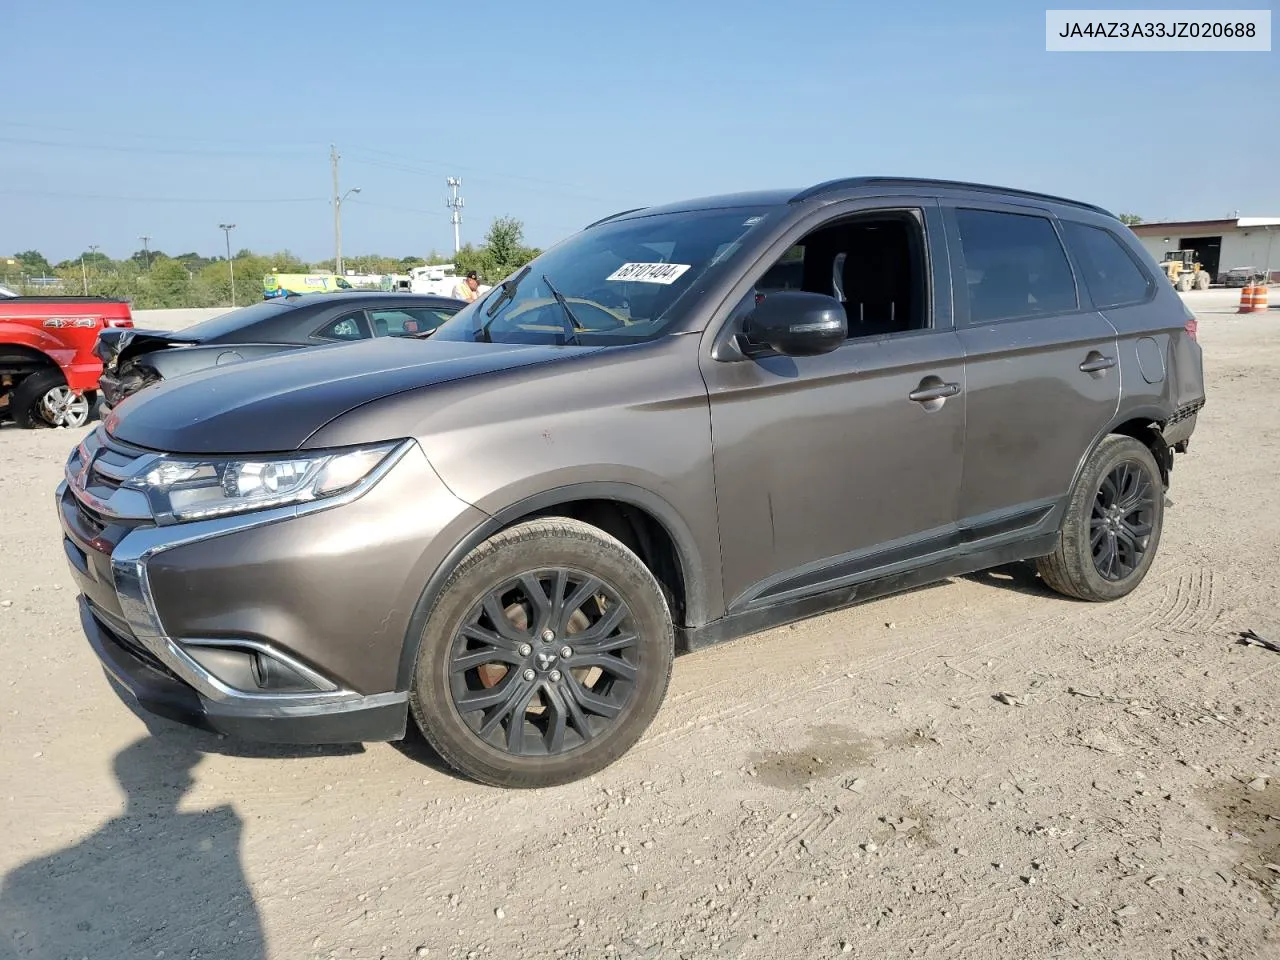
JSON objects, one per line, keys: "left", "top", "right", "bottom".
{"left": 430, "top": 206, "right": 776, "bottom": 345}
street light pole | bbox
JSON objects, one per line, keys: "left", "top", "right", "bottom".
{"left": 219, "top": 224, "right": 236, "bottom": 306}
{"left": 331, "top": 143, "right": 361, "bottom": 276}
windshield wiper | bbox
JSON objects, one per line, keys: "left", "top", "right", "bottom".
{"left": 484, "top": 265, "right": 532, "bottom": 319}
{"left": 541, "top": 274, "right": 583, "bottom": 346}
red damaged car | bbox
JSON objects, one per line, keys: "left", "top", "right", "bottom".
{"left": 0, "top": 289, "right": 133, "bottom": 428}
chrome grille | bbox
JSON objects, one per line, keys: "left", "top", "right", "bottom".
{"left": 65, "top": 427, "right": 158, "bottom": 525}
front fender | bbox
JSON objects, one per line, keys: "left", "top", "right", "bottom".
{"left": 391, "top": 477, "right": 717, "bottom": 692}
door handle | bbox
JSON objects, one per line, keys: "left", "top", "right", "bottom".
{"left": 908, "top": 382, "right": 961, "bottom": 403}
{"left": 1079, "top": 355, "right": 1116, "bottom": 373}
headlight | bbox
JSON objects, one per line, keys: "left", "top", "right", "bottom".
{"left": 124, "top": 441, "right": 406, "bottom": 524}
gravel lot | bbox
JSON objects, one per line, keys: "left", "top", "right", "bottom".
{"left": 1, "top": 289, "right": 1278, "bottom": 960}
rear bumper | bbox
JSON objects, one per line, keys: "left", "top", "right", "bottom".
{"left": 1163, "top": 397, "right": 1205, "bottom": 449}
{"left": 82, "top": 595, "right": 408, "bottom": 743}
{"left": 97, "top": 371, "right": 126, "bottom": 407}
{"left": 62, "top": 360, "right": 103, "bottom": 393}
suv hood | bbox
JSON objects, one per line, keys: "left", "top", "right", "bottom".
{"left": 106, "top": 336, "right": 596, "bottom": 454}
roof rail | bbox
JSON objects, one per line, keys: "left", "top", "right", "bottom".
{"left": 583, "top": 207, "right": 647, "bottom": 230}
{"left": 790, "top": 177, "right": 1115, "bottom": 218}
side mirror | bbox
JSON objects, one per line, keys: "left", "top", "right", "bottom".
{"left": 741, "top": 290, "right": 847, "bottom": 357}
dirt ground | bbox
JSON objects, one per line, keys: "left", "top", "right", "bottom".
{"left": 1, "top": 291, "right": 1278, "bottom": 960}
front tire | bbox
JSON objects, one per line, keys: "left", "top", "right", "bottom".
{"left": 409, "top": 518, "right": 674, "bottom": 788}
{"left": 1037, "top": 435, "right": 1164, "bottom": 602}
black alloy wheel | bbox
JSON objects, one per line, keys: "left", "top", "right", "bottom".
{"left": 449, "top": 569, "right": 640, "bottom": 757}
{"left": 1090, "top": 460, "right": 1156, "bottom": 581}
{"left": 409, "top": 518, "right": 674, "bottom": 788}
{"left": 1036, "top": 434, "right": 1165, "bottom": 602}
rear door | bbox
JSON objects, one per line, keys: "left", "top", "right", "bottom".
{"left": 943, "top": 202, "right": 1120, "bottom": 528}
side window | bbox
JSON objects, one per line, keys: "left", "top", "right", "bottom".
{"left": 954, "top": 209, "right": 1078, "bottom": 324}
{"left": 749, "top": 214, "right": 930, "bottom": 339}
{"left": 757, "top": 245, "right": 805, "bottom": 291}
{"left": 368, "top": 308, "right": 457, "bottom": 337}
{"left": 314, "top": 310, "right": 369, "bottom": 341}
{"left": 1060, "top": 220, "right": 1154, "bottom": 308}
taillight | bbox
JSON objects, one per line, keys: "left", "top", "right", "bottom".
{"left": 1184, "top": 317, "right": 1198, "bottom": 340}
{"left": 105, "top": 318, "right": 133, "bottom": 328}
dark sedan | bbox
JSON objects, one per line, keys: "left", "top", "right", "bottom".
{"left": 96, "top": 292, "right": 466, "bottom": 411}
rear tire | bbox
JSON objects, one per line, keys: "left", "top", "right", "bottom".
{"left": 11, "top": 369, "right": 94, "bottom": 429}
{"left": 409, "top": 518, "right": 674, "bottom": 788}
{"left": 1037, "top": 435, "right": 1164, "bottom": 602}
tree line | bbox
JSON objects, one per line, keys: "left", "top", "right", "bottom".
{"left": 2, "top": 217, "right": 542, "bottom": 309}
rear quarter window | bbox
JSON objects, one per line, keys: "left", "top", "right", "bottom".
{"left": 314, "top": 311, "right": 369, "bottom": 341}
{"left": 1060, "top": 221, "right": 1155, "bottom": 309}
{"left": 954, "top": 208, "right": 1079, "bottom": 324}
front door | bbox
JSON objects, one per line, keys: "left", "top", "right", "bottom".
{"left": 700, "top": 201, "right": 968, "bottom": 612}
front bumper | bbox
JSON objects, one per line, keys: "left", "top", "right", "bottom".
{"left": 81, "top": 595, "right": 408, "bottom": 742}
{"left": 58, "top": 427, "right": 486, "bottom": 744}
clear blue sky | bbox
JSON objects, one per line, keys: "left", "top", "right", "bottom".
{"left": 3, "top": 0, "right": 1276, "bottom": 263}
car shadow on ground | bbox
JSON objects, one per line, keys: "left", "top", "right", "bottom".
{"left": 387, "top": 723, "right": 465, "bottom": 779}
{"left": 963, "top": 561, "right": 1056, "bottom": 598}
{"left": 0, "top": 733, "right": 267, "bottom": 960}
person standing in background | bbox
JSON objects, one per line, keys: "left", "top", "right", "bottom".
{"left": 453, "top": 270, "right": 480, "bottom": 302}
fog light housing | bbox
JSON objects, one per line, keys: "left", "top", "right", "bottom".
{"left": 180, "top": 640, "right": 338, "bottom": 695}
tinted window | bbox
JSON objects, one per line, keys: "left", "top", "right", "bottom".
{"left": 1060, "top": 221, "right": 1153, "bottom": 308}
{"left": 315, "top": 311, "right": 368, "bottom": 341}
{"left": 955, "top": 209, "right": 1078, "bottom": 323}
{"left": 369, "top": 307, "right": 458, "bottom": 337}
{"left": 178, "top": 299, "right": 293, "bottom": 340}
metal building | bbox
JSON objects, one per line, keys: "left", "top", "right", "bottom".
{"left": 1128, "top": 217, "right": 1280, "bottom": 284}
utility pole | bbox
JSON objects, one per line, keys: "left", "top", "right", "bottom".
{"left": 81, "top": 245, "right": 99, "bottom": 295}
{"left": 219, "top": 223, "right": 236, "bottom": 306}
{"left": 331, "top": 144, "right": 361, "bottom": 276}
{"left": 446, "top": 177, "right": 464, "bottom": 256}
{"left": 331, "top": 144, "right": 342, "bottom": 275}
{"left": 138, "top": 235, "right": 152, "bottom": 270}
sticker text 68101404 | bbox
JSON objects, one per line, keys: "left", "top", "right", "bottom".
{"left": 606, "top": 262, "right": 692, "bottom": 285}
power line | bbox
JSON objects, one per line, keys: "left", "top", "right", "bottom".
{"left": 344, "top": 198, "right": 448, "bottom": 218}
{"left": 0, "top": 189, "right": 326, "bottom": 204}
{"left": 344, "top": 153, "right": 632, "bottom": 204}
{"left": 2, "top": 127, "right": 636, "bottom": 204}
{"left": 0, "top": 135, "right": 314, "bottom": 158}
{"left": 2, "top": 120, "right": 327, "bottom": 149}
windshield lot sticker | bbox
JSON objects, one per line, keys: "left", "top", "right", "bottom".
{"left": 607, "top": 262, "right": 692, "bottom": 285}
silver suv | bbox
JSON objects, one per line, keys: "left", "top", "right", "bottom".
{"left": 57, "top": 178, "right": 1206, "bottom": 787}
